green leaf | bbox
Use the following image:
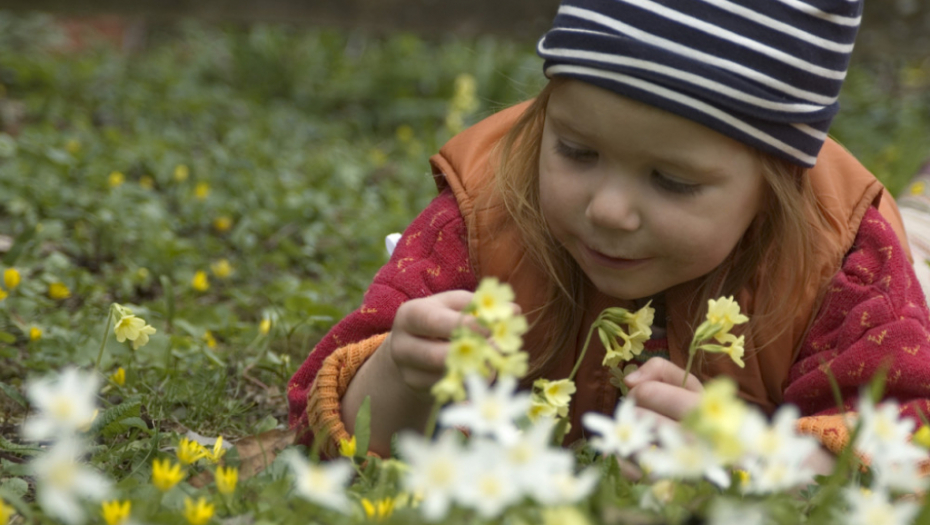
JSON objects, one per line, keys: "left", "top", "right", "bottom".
{"left": 354, "top": 395, "right": 371, "bottom": 458}
{"left": 0, "top": 381, "right": 27, "bottom": 408}
{"left": 101, "top": 416, "right": 152, "bottom": 438}
{"left": 0, "top": 434, "right": 42, "bottom": 457}
{"left": 0, "top": 331, "right": 15, "bottom": 344}
{"left": 89, "top": 399, "right": 142, "bottom": 435}
{"left": 1, "top": 225, "right": 35, "bottom": 267}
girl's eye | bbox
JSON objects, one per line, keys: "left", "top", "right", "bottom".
{"left": 554, "top": 140, "right": 598, "bottom": 163}
{"left": 652, "top": 171, "right": 702, "bottom": 196}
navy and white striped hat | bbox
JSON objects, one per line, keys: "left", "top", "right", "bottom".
{"left": 537, "top": 0, "right": 863, "bottom": 167}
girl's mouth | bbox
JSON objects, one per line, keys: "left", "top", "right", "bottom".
{"left": 583, "top": 245, "right": 652, "bottom": 270}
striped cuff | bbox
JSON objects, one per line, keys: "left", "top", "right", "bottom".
{"left": 306, "top": 333, "right": 389, "bottom": 459}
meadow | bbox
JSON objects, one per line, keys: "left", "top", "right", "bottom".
{"left": 1, "top": 11, "right": 930, "bottom": 525}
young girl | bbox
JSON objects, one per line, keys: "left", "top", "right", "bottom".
{"left": 287, "top": 0, "right": 930, "bottom": 465}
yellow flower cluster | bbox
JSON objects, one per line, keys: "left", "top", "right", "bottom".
{"left": 176, "top": 436, "right": 227, "bottom": 465}
{"left": 432, "top": 278, "right": 529, "bottom": 403}
{"left": 112, "top": 305, "right": 157, "bottom": 350}
{"left": 597, "top": 304, "right": 655, "bottom": 368}
{"left": 528, "top": 378, "right": 577, "bottom": 423}
{"left": 688, "top": 296, "right": 749, "bottom": 371}
{"left": 683, "top": 378, "right": 747, "bottom": 462}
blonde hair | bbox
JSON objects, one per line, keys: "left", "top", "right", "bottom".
{"left": 495, "top": 79, "right": 833, "bottom": 382}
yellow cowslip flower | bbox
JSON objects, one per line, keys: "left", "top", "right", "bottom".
{"left": 0, "top": 498, "right": 13, "bottom": 523}
{"left": 489, "top": 351, "right": 528, "bottom": 378}
{"left": 191, "top": 271, "right": 209, "bottom": 292}
{"left": 65, "top": 139, "right": 81, "bottom": 154}
{"left": 139, "top": 175, "right": 155, "bottom": 190}
{"left": 259, "top": 318, "right": 272, "bottom": 335}
{"left": 527, "top": 399, "right": 558, "bottom": 422}
{"left": 114, "top": 315, "right": 146, "bottom": 343}
{"left": 108, "top": 171, "right": 125, "bottom": 188}
{"left": 174, "top": 164, "right": 189, "bottom": 182}
{"left": 132, "top": 324, "right": 156, "bottom": 350}
{"left": 210, "top": 259, "right": 232, "bottom": 279}
{"left": 540, "top": 379, "right": 577, "bottom": 409}
{"left": 338, "top": 435, "right": 357, "bottom": 458}
{"left": 109, "top": 367, "right": 126, "bottom": 387}
{"left": 151, "top": 458, "right": 185, "bottom": 492}
{"left": 215, "top": 466, "right": 238, "bottom": 495}
{"left": 703, "top": 296, "right": 748, "bottom": 341}
{"left": 361, "top": 497, "right": 395, "bottom": 521}
{"left": 3, "top": 268, "right": 20, "bottom": 289}
{"left": 183, "top": 497, "right": 214, "bottom": 525}
{"left": 203, "top": 436, "right": 226, "bottom": 463}
{"left": 176, "top": 437, "right": 207, "bottom": 465}
{"left": 194, "top": 182, "right": 210, "bottom": 201}
{"left": 101, "top": 500, "right": 131, "bottom": 525}
{"left": 48, "top": 282, "right": 71, "bottom": 300}
{"left": 446, "top": 330, "right": 491, "bottom": 375}
{"left": 213, "top": 216, "right": 233, "bottom": 232}
{"left": 203, "top": 331, "right": 217, "bottom": 349}
{"left": 913, "top": 425, "right": 930, "bottom": 449}
{"left": 489, "top": 315, "right": 528, "bottom": 354}
{"left": 470, "top": 277, "right": 514, "bottom": 323}
{"left": 431, "top": 371, "right": 466, "bottom": 404}
{"left": 29, "top": 326, "right": 42, "bottom": 341}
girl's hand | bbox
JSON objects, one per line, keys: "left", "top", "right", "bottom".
{"left": 623, "top": 357, "right": 704, "bottom": 425}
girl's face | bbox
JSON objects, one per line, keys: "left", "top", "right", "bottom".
{"left": 538, "top": 80, "right": 767, "bottom": 301}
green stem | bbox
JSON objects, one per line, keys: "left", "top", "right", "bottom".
{"left": 569, "top": 316, "right": 601, "bottom": 382}
{"left": 423, "top": 400, "right": 442, "bottom": 440}
{"left": 95, "top": 305, "right": 115, "bottom": 372}
{"left": 682, "top": 341, "right": 698, "bottom": 388}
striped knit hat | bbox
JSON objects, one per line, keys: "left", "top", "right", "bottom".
{"left": 537, "top": 0, "right": 863, "bottom": 167}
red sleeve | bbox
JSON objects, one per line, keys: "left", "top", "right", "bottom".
{"left": 286, "top": 188, "right": 477, "bottom": 439}
{"left": 786, "top": 207, "right": 930, "bottom": 426}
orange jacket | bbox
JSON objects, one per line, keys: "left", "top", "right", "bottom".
{"left": 429, "top": 100, "right": 912, "bottom": 444}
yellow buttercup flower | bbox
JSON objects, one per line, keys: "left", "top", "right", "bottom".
{"left": 0, "top": 288, "right": 7, "bottom": 302}
{"left": 176, "top": 437, "right": 208, "bottom": 465}
{"left": 210, "top": 259, "right": 233, "bottom": 279}
{"left": 101, "top": 500, "right": 131, "bottom": 525}
{"left": 213, "top": 216, "right": 233, "bottom": 232}
{"left": 191, "top": 271, "right": 209, "bottom": 292}
{"left": 139, "top": 175, "right": 155, "bottom": 190}
{"left": 3, "top": 268, "right": 20, "bottom": 289}
{"left": 215, "top": 466, "right": 238, "bottom": 495}
{"left": 259, "top": 318, "right": 272, "bottom": 335}
{"left": 108, "top": 171, "right": 125, "bottom": 188}
{"left": 203, "top": 331, "right": 217, "bottom": 349}
{"left": 0, "top": 498, "right": 14, "bottom": 524}
{"left": 29, "top": 326, "right": 42, "bottom": 341}
{"left": 361, "top": 497, "right": 395, "bottom": 521}
{"left": 174, "top": 164, "right": 189, "bottom": 182}
{"left": 48, "top": 282, "right": 71, "bottom": 300}
{"left": 183, "top": 497, "right": 214, "bottom": 525}
{"left": 203, "top": 436, "right": 226, "bottom": 463}
{"left": 194, "top": 182, "right": 210, "bottom": 201}
{"left": 109, "top": 367, "right": 126, "bottom": 387}
{"left": 339, "top": 435, "right": 357, "bottom": 458}
{"left": 151, "top": 458, "right": 185, "bottom": 491}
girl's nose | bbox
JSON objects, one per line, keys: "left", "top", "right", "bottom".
{"left": 585, "top": 181, "right": 642, "bottom": 232}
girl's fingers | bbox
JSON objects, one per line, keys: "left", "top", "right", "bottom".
{"left": 395, "top": 290, "right": 477, "bottom": 339}
{"left": 390, "top": 334, "right": 449, "bottom": 374}
{"left": 624, "top": 357, "right": 703, "bottom": 393}
{"left": 628, "top": 381, "right": 701, "bottom": 422}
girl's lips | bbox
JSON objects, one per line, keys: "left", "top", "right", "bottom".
{"left": 583, "top": 245, "right": 651, "bottom": 270}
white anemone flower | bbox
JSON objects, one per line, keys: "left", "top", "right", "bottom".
{"left": 855, "top": 397, "right": 918, "bottom": 465}
{"left": 282, "top": 450, "right": 353, "bottom": 513}
{"left": 439, "top": 374, "right": 530, "bottom": 445}
{"left": 500, "top": 419, "right": 575, "bottom": 502}
{"left": 583, "top": 395, "right": 656, "bottom": 458}
{"left": 639, "top": 425, "right": 730, "bottom": 489}
{"left": 23, "top": 368, "right": 100, "bottom": 441}
{"left": 870, "top": 452, "right": 929, "bottom": 494}
{"left": 541, "top": 467, "right": 600, "bottom": 506}
{"left": 455, "top": 439, "right": 523, "bottom": 518}
{"left": 398, "top": 430, "right": 467, "bottom": 522}
{"left": 739, "top": 453, "right": 815, "bottom": 494}
{"left": 31, "top": 438, "right": 111, "bottom": 525}
{"left": 844, "top": 487, "right": 919, "bottom": 525}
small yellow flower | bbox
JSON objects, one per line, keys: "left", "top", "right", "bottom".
{"left": 489, "top": 315, "right": 528, "bottom": 354}
{"left": 395, "top": 124, "right": 414, "bottom": 143}
{"left": 132, "top": 324, "right": 156, "bottom": 350}
{"left": 361, "top": 497, "right": 395, "bottom": 521}
{"left": 431, "top": 371, "right": 466, "bottom": 403}
{"left": 0, "top": 498, "right": 14, "bottom": 524}
{"left": 174, "top": 164, "right": 189, "bottom": 182}
{"left": 203, "top": 436, "right": 226, "bottom": 463}
{"left": 177, "top": 437, "right": 207, "bottom": 465}
{"left": 183, "top": 497, "right": 214, "bottom": 525}
{"left": 48, "top": 282, "right": 71, "bottom": 300}
{"left": 338, "top": 435, "right": 357, "bottom": 458}
{"left": 101, "top": 500, "right": 131, "bottom": 525}
{"left": 109, "top": 367, "right": 126, "bottom": 387}
{"left": 139, "top": 175, "right": 155, "bottom": 190}
{"left": 29, "top": 326, "right": 42, "bottom": 341}
{"left": 203, "top": 331, "right": 217, "bottom": 349}
{"left": 470, "top": 277, "right": 514, "bottom": 322}
{"left": 215, "top": 466, "right": 238, "bottom": 495}
{"left": 446, "top": 330, "right": 491, "bottom": 374}
{"left": 194, "top": 182, "right": 210, "bottom": 201}
{"left": 527, "top": 399, "right": 558, "bottom": 422}
{"left": 913, "top": 425, "right": 930, "bottom": 449}
{"left": 114, "top": 315, "right": 146, "bottom": 342}
{"left": 735, "top": 469, "right": 751, "bottom": 488}
{"left": 213, "top": 216, "right": 233, "bottom": 232}
{"left": 191, "top": 271, "right": 209, "bottom": 292}
{"left": 108, "top": 171, "right": 125, "bottom": 188}
{"left": 704, "top": 296, "right": 748, "bottom": 340}
{"left": 210, "top": 259, "right": 233, "bottom": 279}
{"left": 540, "top": 379, "right": 576, "bottom": 409}
{"left": 151, "top": 458, "right": 185, "bottom": 491}
{"left": 65, "top": 139, "right": 81, "bottom": 154}
{"left": 3, "top": 268, "right": 20, "bottom": 289}
{"left": 259, "top": 318, "right": 272, "bottom": 335}
{"left": 0, "top": 288, "right": 6, "bottom": 301}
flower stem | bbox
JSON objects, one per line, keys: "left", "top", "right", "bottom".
{"left": 682, "top": 341, "right": 698, "bottom": 388}
{"left": 569, "top": 316, "right": 601, "bottom": 382}
{"left": 423, "top": 400, "right": 442, "bottom": 439}
{"left": 95, "top": 305, "right": 115, "bottom": 372}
